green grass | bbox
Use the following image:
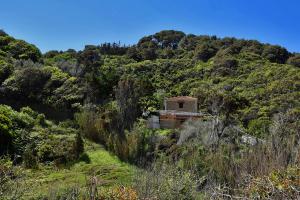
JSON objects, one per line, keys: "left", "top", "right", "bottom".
{"left": 155, "top": 128, "right": 173, "bottom": 136}
{"left": 22, "top": 141, "right": 135, "bottom": 199}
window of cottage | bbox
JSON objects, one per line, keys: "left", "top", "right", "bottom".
{"left": 178, "top": 102, "right": 184, "bottom": 108}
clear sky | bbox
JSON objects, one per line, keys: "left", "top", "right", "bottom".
{"left": 0, "top": 0, "right": 299, "bottom": 53}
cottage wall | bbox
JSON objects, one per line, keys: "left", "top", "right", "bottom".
{"left": 159, "top": 119, "right": 180, "bottom": 129}
{"left": 147, "top": 115, "right": 160, "bottom": 129}
{"left": 147, "top": 96, "right": 200, "bottom": 129}
{"left": 165, "top": 100, "right": 197, "bottom": 113}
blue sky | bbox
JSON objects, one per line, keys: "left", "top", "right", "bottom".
{"left": 0, "top": 0, "right": 299, "bottom": 53}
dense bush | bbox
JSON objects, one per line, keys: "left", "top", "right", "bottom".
{"left": 0, "top": 59, "right": 12, "bottom": 84}
{"left": 134, "top": 162, "right": 198, "bottom": 199}
{"left": 287, "top": 54, "right": 300, "bottom": 67}
{"left": 247, "top": 117, "right": 271, "bottom": 137}
{"left": 8, "top": 67, "right": 51, "bottom": 96}
{"left": 0, "top": 113, "right": 13, "bottom": 154}
{"left": 212, "top": 56, "right": 238, "bottom": 76}
{"left": 0, "top": 35, "right": 41, "bottom": 62}
{"left": 76, "top": 104, "right": 155, "bottom": 163}
{"left": 0, "top": 30, "right": 299, "bottom": 198}
{"left": 0, "top": 29, "right": 7, "bottom": 36}
{"left": 194, "top": 43, "right": 217, "bottom": 61}
{"left": 0, "top": 157, "right": 31, "bottom": 199}
{"left": 241, "top": 166, "right": 300, "bottom": 199}
{"left": 262, "top": 45, "right": 289, "bottom": 64}
{"left": 0, "top": 105, "right": 34, "bottom": 155}
{"left": 0, "top": 105, "right": 83, "bottom": 167}
{"left": 156, "top": 110, "right": 300, "bottom": 198}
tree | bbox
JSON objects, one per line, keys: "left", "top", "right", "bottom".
{"left": 179, "top": 34, "right": 217, "bottom": 51}
{"left": 126, "top": 46, "right": 141, "bottom": 61}
{"left": 212, "top": 56, "right": 238, "bottom": 76}
{"left": 43, "top": 50, "right": 60, "bottom": 58}
{"left": 0, "top": 36, "right": 13, "bottom": 48}
{"left": 3, "top": 67, "right": 51, "bottom": 98}
{"left": 74, "top": 132, "right": 84, "bottom": 158}
{"left": 0, "top": 113, "right": 13, "bottom": 155}
{"left": 77, "top": 45, "right": 102, "bottom": 75}
{"left": 262, "top": 45, "right": 289, "bottom": 64}
{"left": 98, "top": 42, "right": 128, "bottom": 55}
{"left": 0, "top": 29, "right": 7, "bottom": 37}
{"left": 159, "top": 48, "right": 175, "bottom": 59}
{"left": 137, "top": 37, "right": 158, "bottom": 60}
{"left": 241, "top": 40, "right": 264, "bottom": 55}
{"left": 287, "top": 54, "right": 300, "bottom": 67}
{"left": 115, "top": 77, "right": 144, "bottom": 134}
{"left": 194, "top": 43, "right": 218, "bottom": 62}
{"left": 153, "top": 30, "right": 185, "bottom": 49}
{"left": 140, "top": 47, "right": 157, "bottom": 60}
{"left": 6, "top": 40, "right": 42, "bottom": 62}
{"left": 77, "top": 46, "right": 103, "bottom": 103}
{"left": 136, "top": 31, "right": 185, "bottom": 60}
{"left": 0, "top": 60, "right": 12, "bottom": 84}
{"left": 178, "top": 34, "right": 198, "bottom": 51}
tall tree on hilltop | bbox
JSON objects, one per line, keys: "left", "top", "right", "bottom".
{"left": 77, "top": 46, "right": 103, "bottom": 103}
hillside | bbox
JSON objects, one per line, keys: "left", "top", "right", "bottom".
{"left": 0, "top": 30, "right": 299, "bottom": 199}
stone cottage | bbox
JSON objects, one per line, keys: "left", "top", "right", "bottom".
{"left": 147, "top": 96, "right": 202, "bottom": 129}
{"left": 164, "top": 96, "right": 198, "bottom": 113}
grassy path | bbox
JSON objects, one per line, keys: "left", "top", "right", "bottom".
{"left": 23, "top": 141, "right": 135, "bottom": 198}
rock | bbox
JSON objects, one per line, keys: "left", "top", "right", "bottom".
{"left": 241, "top": 134, "right": 258, "bottom": 146}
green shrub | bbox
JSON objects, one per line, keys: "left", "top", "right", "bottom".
{"left": 20, "top": 106, "right": 38, "bottom": 118}
{"left": 4, "top": 39, "right": 41, "bottom": 62}
{"left": 0, "top": 105, "right": 83, "bottom": 165}
{"left": 134, "top": 162, "right": 197, "bottom": 199}
{"left": 262, "top": 45, "right": 289, "bottom": 64}
{"left": 287, "top": 54, "right": 300, "bottom": 67}
{"left": 0, "top": 157, "right": 31, "bottom": 199}
{"left": 0, "top": 113, "right": 12, "bottom": 136}
{"left": 79, "top": 152, "right": 91, "bottom": 163}
{"left": 0, "top": 113, "right": 13, "bottom": 154}
{"left": 75, "top": 107, "right": 100, "bottom": 142}
{"left": 212, "top": 56, "right": 238, "bottom": 76}
{"left": 194, "top": 43, "right": 217, "bottom": 62}
{"left": 248, "top": 117, "right": 272, "bottom": 137}
{"left": 126, "top": 120, "right": 155, "bottom": 163}
{"left": 0, "top": 59, "right": 12, "bottom": 84}
{"left": 23, "top": 145, "right": 39, "bottom": 169}
{"left": 36, "top": 113, "right": 46, "bottom": 126}
{"left": 242, "top": 166, "right": 300, "bottom": 199}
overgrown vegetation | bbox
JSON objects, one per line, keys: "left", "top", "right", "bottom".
{"left": 0, "top": 105, "right": 83, "bottom": 167}
{"left": 0, "top": 29, "right": 299, "bottom": 199}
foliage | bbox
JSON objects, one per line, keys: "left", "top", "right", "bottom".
{"left": 0, "top": 113, "right": 13, "bottom": 155}
{"left": 0, "top": 30, "right": 299, "bottom": 198}
{"left": 76, "top": 105, "right": 155, "bottom": 163}
{"left": 4, "top": 67, "right": 51, "bottom": 97}
{"left": 243, "top": 166, "right": 300, "bottom": 199}
{"left": 157, "top": 111, "right": 300, "bottom": 198}
{"left": 99, "top": 186, "right": 138, "bottom": 200}
{"left": 0, "top": 157, "right": 31, "bottom": 200}
{"left": 247, "top": 117, "right": 271, "bottom": 137}
{"left": 134, "top": 162, "right": 198, "bottom": 200}
{"left": 287, "top": 54, "right": 300, "bottom": 67}
{"left": 0, "top": 35, "right": 41, "bottom": 62}
{"left": 194, "top": 42, "right": 218, "bottom": 61}
{"left": 115, "top": 76, "right": 145, "bottom": 132}
{"left": 0, "top": 59, "right": 12, "bottom": 84}
{"left": 262, "top": 45, "right": 289, "bottom": 64}
{"left": 0, "top": 141, "right": 135, "bottom": 199}
{"left": 0, "top": 105, "right": 83, "bottom": 167}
